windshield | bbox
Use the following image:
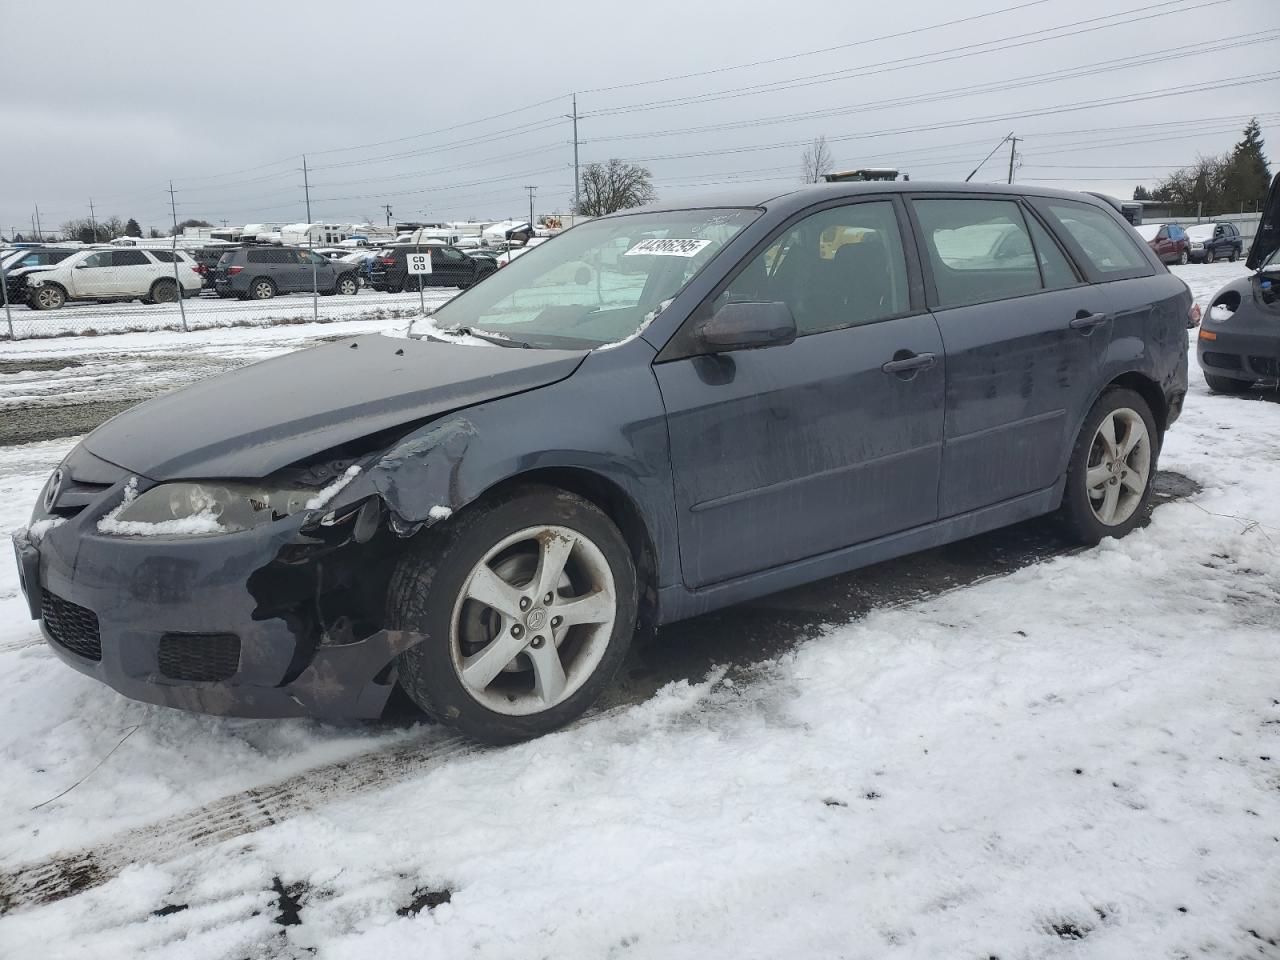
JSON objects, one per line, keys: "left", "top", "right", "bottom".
{"left": 426, "top": 208, "right": 758, "bottom": 348}
{"left": 1133, "top": 224, "right": 1161, "bottom": 241}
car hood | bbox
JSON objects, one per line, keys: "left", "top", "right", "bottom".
{"left": 82, "top": 334, "right": 588, "bottom": 480}
{"left": 1247, "top": 171, "right": 1280, "bottom": 270}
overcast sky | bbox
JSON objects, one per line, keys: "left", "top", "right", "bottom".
{"left": 2, "top": 0, "right": 1275, "bottom": 235}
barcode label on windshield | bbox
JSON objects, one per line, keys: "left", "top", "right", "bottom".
{"left": 624, "top": 238, "right": 712, "bottom": 258}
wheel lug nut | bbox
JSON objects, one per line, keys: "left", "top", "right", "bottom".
{"left": 551, "top": 616, "right": 562, "bottom": 627}
{"left": 519, "top": 597, "right": 530, "bottom": 610}
{"left": 530, "top": 635, "right": 545, "bottom": 649}
{"left": 544, "top": 593, "right": 554, "bottom": 604}
{"left": 511, "top": 624, "right": 524, "bottom": 638}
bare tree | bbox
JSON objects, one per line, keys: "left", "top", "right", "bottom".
{"left": 801, "top": 136, "right": 834, "bottom": 183}
{"left": 575, "top": 160, "right": 656, "bottom": 216}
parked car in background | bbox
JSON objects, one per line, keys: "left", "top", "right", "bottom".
{"left": 1134, "top": 222, "right": 1191, "bottom": 265}
{"left": 2, "top": 246, "right": 78, "bottom": 303}
{"left": 213, "top": 246, "right": 361, "bottom": 300}
{"left": 1184, "top": 222, "right": 1243, "bottom": 263}
{"left": 368, "top": 244, "right": 497, "bottom": 292}
{"left": 16, "top": 182, "right": 1190, "bottom": 744}
{"left": 24, "top": 248, "right": 201, "bottom": 310}
{"left": 1197, "top": 173, "right": 1280, "bottom": 392}
{"left": 191, "top": 245, "right": 238, "bottom": 291}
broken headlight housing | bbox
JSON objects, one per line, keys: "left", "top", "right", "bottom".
{"left": 99, "top": 481, "right": 330, "bottom": 536}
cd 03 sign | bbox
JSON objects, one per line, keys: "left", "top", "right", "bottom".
{"left": 407, "top": 252, "right": 433, "bottom": 274}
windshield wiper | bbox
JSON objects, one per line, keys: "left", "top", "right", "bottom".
{"left": 443, "top": 326, "right": 532, "bottom": 348}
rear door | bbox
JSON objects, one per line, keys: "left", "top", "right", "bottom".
{"left": 110, "top": 249, "right": 155, "bottom": 295}
{"left": 908, "top": 194, "right": 1112, "bottom": 516}
{"left": 656, "top": 197, "right": 945, "bottom": 587}
{"left": 432, "top": 246, "right": 473, "bottom": 287}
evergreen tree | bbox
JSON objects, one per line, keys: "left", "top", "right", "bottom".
{"left": 1221, "top": 118, "right": 1271, "bottom": 212}
{"left": 124, "top": 218, "right": 142, "bottom": 238}
{"left": 1132, "top": 185, "right": 1152, "bottom": 201}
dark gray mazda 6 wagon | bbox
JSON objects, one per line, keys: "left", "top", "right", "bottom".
{"left": 15, "top": 182, "right": 1190, "bottom": 743}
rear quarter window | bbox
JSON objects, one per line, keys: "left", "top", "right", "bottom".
{"left": 150, "top": 250, "right": 178, "bottom": 263}
{"left": 1034, "top": 200, "right": 1154, "bottom": 281}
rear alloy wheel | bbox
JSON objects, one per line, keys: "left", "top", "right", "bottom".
{"left": 30, "top": 284, "right": 66, "bottom": 310}
{"left": 337, "top": 275, "right": 358, "bottom": 296}
{"left": 1204, "top": 373, "right": 1252, "bottom": 394}
{"left": 1059, "top": 388, "right": 1158, "bottom": 544}
{"left": 150, "top": 279, "right": 178, "bottom": 304}
{"left": 1204, "top": 248, "right": 1215, "bottom": 264}
{"left": 388, "top": 485, "right": 637, "bottom": 744}
{"left": 250, "top": 278, "right": 276, "bottom": 300}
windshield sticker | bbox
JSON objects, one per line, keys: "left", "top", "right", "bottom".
{"left": 624, "top": 238, "right": 713, "bottom": 258}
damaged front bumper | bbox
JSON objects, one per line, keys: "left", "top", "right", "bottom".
{"left": 16, "top": 479, "right": 421, "bottom": 720}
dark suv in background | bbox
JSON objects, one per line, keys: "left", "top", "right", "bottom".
{"left": 1185, "top": 222, "right": 1243, "bottom": 263}
{"left": 214, "top": 246, "right": 360, "bottom": 300}
{"left": 192, "top": 245, "right": 238, "bottom": 291}
{"left": 369, "top": 244, "right": 497, "bottom": 293}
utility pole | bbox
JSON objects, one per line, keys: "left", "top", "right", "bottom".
{"left": 167, "top": 180, "right": 189, "bottom": 332}
{"left": 88, "top": 198, "right": 98, "bottom": 242}
{"left": 33, "top": 204, "right": 43, "bottom": 242}
{"left": 383, "top": 204, "right": 393, "bottom": 226}
{"left": 572, "top": 93, "right": 580, "bottom": 216}
{"left": 524, "top": 186, "right": 536, "bottom": 229}
{"left": 302, "top": 154, "right": 312, "bottom": 223}
{"left": 31, "top": 215, "right": 37, "bottom": 241}
{"left": 1007, "top": 135, "right": 1021, "bottom": 185}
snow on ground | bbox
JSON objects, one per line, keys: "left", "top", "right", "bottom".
{"left": 1, "top": 262, "right": 1277, "bottom": 958}
{"left": 1, "top": 287, "right": 455, "bottom": 340}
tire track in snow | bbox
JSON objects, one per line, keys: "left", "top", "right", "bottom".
{"left": 0, "top": 473, "right": 1200, "bottom": 916}
{"left": 0, "top": 730, "right": 474, "bottom": 914}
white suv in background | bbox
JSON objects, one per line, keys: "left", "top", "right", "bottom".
{"left": 25, "top": 248, "right": 202, "bottom": 310}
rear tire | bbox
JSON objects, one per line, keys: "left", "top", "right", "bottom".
{"left": 150, "top": 279, "right": 178, "bottom": 304}
{"left": 1204, "top": 248, "right": 1215, "bottom": 264}
{"left": 387, "top": 485, "right": 638, "bottom": 744}
{"left": 1177, "top": 249, "right": 1189, "bottom": 265}
{"left": 250, "top": 277, "right": 276, "bottom": 300}
{"left": 1058, "top": 387, "right": 1158, "bottom": 545}
{"left": 1204, "top": 373, "right": 1252, "bottom": 394}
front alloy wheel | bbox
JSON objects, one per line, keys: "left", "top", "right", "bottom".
{"left": 389, "top": 485, "right": 637, "bottom": 743}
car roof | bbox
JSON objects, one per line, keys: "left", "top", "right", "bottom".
{"left": 599, "top": 180, "right": 1116, "bottom": 220}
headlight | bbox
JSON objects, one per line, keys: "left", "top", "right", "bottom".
{"left": 97, "top": 468, "right": 360, "bottom": 537}
{"left": 1191, "top": 241, "right": 1204, "bottom": 249}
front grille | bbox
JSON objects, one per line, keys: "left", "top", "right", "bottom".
{"left": 1248, "top": 356, "right": 1280, "bottom": 377}
{"left": 1202, "top": 351, "right": 1243, "bottom": 371}
{"left": 157, "top": 633, "right": 241, "bottom": 682}
{"left": 42, "top": 591, "right": 102, "bottom": 661}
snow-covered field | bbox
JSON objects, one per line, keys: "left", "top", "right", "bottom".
{"left": 1, "top": 262, "right": 1277, "bottom": 958}
{"left": 2, "top": 286, "right": 454, "bottom": 340}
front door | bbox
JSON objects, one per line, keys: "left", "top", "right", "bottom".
{"left": 68, "top": 250, "right": 116, "bottom": 298}
{"left": 656, "top": 199, "right": 946, "bottom": 588}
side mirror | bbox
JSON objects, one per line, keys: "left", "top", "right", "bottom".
{"left": 697, "top": 300, "right": 797, "bottom": 353}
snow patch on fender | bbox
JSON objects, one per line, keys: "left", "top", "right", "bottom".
{"left": 427, "top": 505, "right": 453, "bottom": 521}
{"left": 306, "top": 465, "right": 362, "bottom": 511}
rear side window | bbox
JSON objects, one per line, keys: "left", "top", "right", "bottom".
{"left": 911, "top": 198, "right": 1042, "bottom": 308}
{"left": 111, "top": 250, "right": 149, "bottom": 266}
{"left": 247, "top": 248, "right": 292, "bottom": 264}
{"left": 1036, "top": 201, "right": 1153, "bottom": 279}
{"left": 151, "top": 250, "right": 178, "bottom": 263}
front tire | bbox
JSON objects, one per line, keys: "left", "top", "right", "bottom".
{"left": 1059, "top": 388, "right": 1158, "bottom": 545}
{"left": 1228, "top": 249, "right": 1238, "bottom": 262}
{"left": 1177, "top": 249, "right": 1189, "bottom": 265}
{"left": 1204, "top": 373, "right": 1252, "bottom": 394}
{"left": 388, "top": 485, "right": 638, "bottom": 744}
{"left": 30, "top": 284, "right": 66, "bottom": 310}
{"left": 336, "top": 274, "right": 358, "bottom": 296}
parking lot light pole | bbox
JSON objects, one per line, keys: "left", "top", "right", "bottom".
{"left": 168, "top": 180, "right": 189, "bottom": 332}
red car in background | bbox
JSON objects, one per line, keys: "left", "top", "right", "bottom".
{"left": 1134, "top": 222, "right": 1191, "bottom": 265}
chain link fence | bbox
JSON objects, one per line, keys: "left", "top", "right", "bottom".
{"left": 0, "top": 232, "right": 510, "bottom": 341}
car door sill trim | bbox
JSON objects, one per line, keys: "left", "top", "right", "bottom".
{"left": 659, "top": 477, "right": 1065, "bottom": 623}
{"left": 688, "top": 441, "right": 944, "bottom": 513}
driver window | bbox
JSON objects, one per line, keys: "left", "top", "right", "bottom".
{"left": 80, "top": 252, "right": 111, "bottom": 268}
{"left": 719, "top": 201, "right": 909, "bottom": 335}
